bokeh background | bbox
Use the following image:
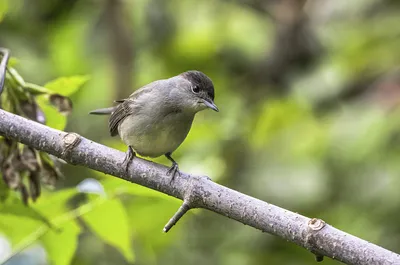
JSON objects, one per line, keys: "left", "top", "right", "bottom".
{"left": 1, "top": 0, "right": 400, "bottom": 264}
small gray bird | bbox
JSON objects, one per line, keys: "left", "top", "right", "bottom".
{"left": 89, "top": 70, "right": 218, "bottom": 179}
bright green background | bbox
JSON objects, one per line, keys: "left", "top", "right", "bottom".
{"left": 1, "top": 0, "right": 400, "bottom": 264}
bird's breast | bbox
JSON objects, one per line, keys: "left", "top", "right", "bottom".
{"left": 118, "top": 111, "right": 194, "bottom": 158}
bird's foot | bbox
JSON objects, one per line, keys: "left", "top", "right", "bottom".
{"left": 165, "top": 152, "right": 180, "bottom": 182}
{"left": 121, "top": 146, "right": 136, "bottom": 172}
{"left": 166, "top": 162, "right": 180, "bottom": 181}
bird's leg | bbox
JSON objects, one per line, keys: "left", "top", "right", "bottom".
{"left": 165, "top": 152, "right": 180, "bottom": 181}
{"left": 121, "top": 146, "right": 136, "bottom": 171}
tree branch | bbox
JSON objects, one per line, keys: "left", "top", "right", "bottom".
{"left": 0, "top": 109, "right": 399, "bottom": 265}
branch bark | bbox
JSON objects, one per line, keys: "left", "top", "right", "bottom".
{"left": 0, "top": 109, "right": 399, "bottom": 265}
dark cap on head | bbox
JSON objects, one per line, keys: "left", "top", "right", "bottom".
{"left": 181, "top": 70, "right": 215, "bottom": 101}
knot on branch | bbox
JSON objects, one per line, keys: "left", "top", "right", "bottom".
{"left": 308, "top": 218, "right": 326, "bottom": 231}
{"left": 304, "top": 218, "right": 327, "bottom": 262}
{"left": 61, "top": 132, "right": 81, "bottom": 163}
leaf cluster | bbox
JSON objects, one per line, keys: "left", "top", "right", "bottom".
{"left": 0, "top": 51, "right": 88, "bottom": 204}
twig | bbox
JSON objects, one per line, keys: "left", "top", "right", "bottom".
{"left": 0, "top": 109, "right": 399, "bottom": 265}
{"left": 163, "top": 200, "right": 191, "bottom": 232}
{"left": 0, "top": 48, "right": 10, "bottom": 95}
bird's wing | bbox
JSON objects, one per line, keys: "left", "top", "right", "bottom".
{"left": 108, "top": 100, "right": 133, "bottom": 136}
{"left": 108, "top": 84, "right": 155, "bottom": 137}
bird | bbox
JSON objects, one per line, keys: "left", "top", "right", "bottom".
{"left": 89, "top": 70, "right": 218, "bottom": 180}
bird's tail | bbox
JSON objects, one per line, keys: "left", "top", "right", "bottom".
{"left": 89, "top": 107, "right": 115, "bottom": 115}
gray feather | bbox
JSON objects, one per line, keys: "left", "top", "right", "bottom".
{"left": 89, "top": 107, "right": 115, "bottom": 115}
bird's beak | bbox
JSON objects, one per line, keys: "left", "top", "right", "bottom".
{"left": 203, "top": 99, "right": 219, "bottom": 112}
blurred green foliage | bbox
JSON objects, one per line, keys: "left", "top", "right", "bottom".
{"left": 1, "top": 0, "right": 400, "bottom": 264}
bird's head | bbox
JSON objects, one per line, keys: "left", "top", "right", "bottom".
{"left": 178, "top": 70, "right": 219, "bottom": 113}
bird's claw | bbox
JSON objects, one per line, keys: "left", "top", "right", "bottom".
{"left": 121, "top": 146, "right": 136, "bottom": 172}
{"left": 166, "top": 162, "right": 180, "bottom": 181}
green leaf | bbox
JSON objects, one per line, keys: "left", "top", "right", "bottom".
{"left": 24, "top": 83, "right": 52, "bottom": 95}
{"left": 82, "top": 197, "right": 134, "bottom": 263}
{"left": 7, "top": 67, "right": 26, "bottom": 87}
{"left": 0, "top": 200, "right": 45, "bottom": 246}
{"left": 44, "top": 75, "right": 90, "bottom": 96}
{"left": 34, "top": 189, "right": 83, "bottom": 265}
{"left": 41, "top": 220, "right": 80, "bottom": 265}
{"left": 32, "top": 188, "right": 79, "bottom": 217}
{"left": 0, "top": 188, "right": 78, "bottom": 247}
{"left": 7, "top": 57, "right": 18, "bottom": 67}
{"left": 36, "top": 95, "right": 67, "bottom": 130}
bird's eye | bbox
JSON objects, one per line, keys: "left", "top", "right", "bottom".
{"left": 192, "top": 86, "right": 200, "bottom": 94}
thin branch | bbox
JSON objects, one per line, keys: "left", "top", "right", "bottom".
{"left": 0, "top": 109, "right": 399, "bottom": 265}
{"left": 163, "top": 200, "right": 192, "bottom": 232}
{"left": 0, "top": 48, "right": 10, "bottom": 95}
